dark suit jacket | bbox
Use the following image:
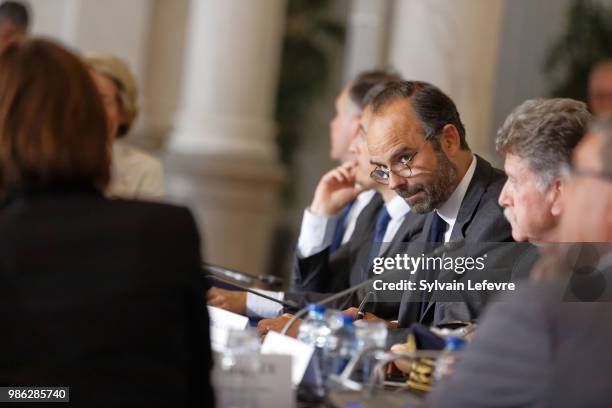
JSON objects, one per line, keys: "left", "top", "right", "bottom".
{"left": 427, "top": 277, "right": 612, "bottom": 407}
{"left": 292, "top": 193, "right": 384, "bottom": 294}
{"left": 393, "top": 156, "right": 530, "bottom": 340}
{"left": 0, "top": 188, "right": 215, "bottom": 407}
{"left": 288, "top": 194, "right": 426, "bottom": 318}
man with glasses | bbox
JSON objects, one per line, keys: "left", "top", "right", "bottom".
{"left": 208, "top": 71, "right": 417, "bottom": 320}
{"left": 427, "top": 120, "right": 612, "bottom": 407}
{"left": 356, "top": 81, "right": 515, "bottom": 338}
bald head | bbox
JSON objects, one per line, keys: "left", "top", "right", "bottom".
{"left": 589, "top": 59, "right": 612, "bottom": 117}
{"left": 0, "top": 1, "right": 29, "bottom": 50}
{"left": 584, "top": 119, "right": 612, "bottom": 176}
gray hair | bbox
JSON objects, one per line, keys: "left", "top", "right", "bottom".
{"left": 496, "top": 98, "right": 592, "bottom": 189}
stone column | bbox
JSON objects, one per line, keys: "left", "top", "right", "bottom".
{"left": 167, "top": 0, "right": 287, "bottom": 276}
{"left": 388, "top": 0, "right": 505, "bottom": 162}
{"left": 344, "top": 0, "right": 392, "bottom": 81}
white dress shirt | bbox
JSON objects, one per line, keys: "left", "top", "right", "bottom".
{"left": 109, "top": 141, "right": 166, "bottom": 200}
{"left": 436, "top": 156, "right": 476, "bottom": 242}
{"left": 245, "top": 192, "right": 413, "bottom": 318}
{"left": 381, "top": 194, "right": 412, "bottom": 247}
{"left": 296, "top": 189, "right": 377, "bottom": 258}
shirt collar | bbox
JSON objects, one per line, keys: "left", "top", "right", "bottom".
{"left": 355, "top": 189, "right": 377, "bottom": 206}
{"left": 436, "top": 155, "right": 476, "bottom": 226}
{"left": 386, "top": 193, "right": 411, "bottom": 220}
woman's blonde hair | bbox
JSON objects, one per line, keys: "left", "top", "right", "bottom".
{"left": 84, "top": 53, "right": 139, "bottom": 138}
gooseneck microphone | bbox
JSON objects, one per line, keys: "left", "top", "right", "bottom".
{"left": 202, "top": 262, "right": 284, "bottom": 289}
{"left": 280, "top": 239, "right": 465, "bottom": 335}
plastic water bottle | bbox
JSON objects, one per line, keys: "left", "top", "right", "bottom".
{"left": 218, "top": 328, "right": 261, "bottom": 408}
{"left": 297, "top": 304, "right": 331, "bottom": 399}
{"left": 354, "top": 320, "right": 388, "bottom": 380}
{"left": 297, "top": 304, "right": 331, "bottom": 347}
{"left": 434, "top": 336, "right": 466, "bottom": 382}
{"left": 324, "top": 314, "right": 357, "bottom": 377}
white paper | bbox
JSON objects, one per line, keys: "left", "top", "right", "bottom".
{"left": 207, "top": 306, "right": 249, "bottom": 352}
{"left": 213, "top": 354, "right": 294, "bottom": 408}
{"left": 261, "top": 331, "right": 315, "bottom": 385}
{"left": 207, "top": 305, "right": 249, "bottom": 330}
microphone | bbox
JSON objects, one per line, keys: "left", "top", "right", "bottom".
{"left": 280, "top": 239, "right": 465, "bottom": 335}
{"left": 206, "top": 274, "right": 300, "bottom": 312}
{"left": 202, "top": 262, "right": 284, "bottom": 289}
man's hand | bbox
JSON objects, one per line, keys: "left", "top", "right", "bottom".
{"left": 207, "top": 287, "right": 247, "bottom": 315}
{"left": 257, "top": 314, "right": 301, "bottom": 339}
{"left": 310, "top": 161, "right": 364, "bottom": 215}
{"left": 390, "top": 342, "right": 414, "bottom": 374}
{"left": 343, "top": 307, "right": 398, "bottom": 330}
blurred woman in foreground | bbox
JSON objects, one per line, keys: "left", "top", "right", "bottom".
{"left": 0, "top": 38, "right": 214, "bottom": 407}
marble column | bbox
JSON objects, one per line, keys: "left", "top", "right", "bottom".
{"left": 344, "top": 0, "right": 392, "bottom": 81}
{"left": 166, "top": 0, "right": 287, "bottom": 276}
{"left": 388, "top": 0, "right": 505, "bottom": 162}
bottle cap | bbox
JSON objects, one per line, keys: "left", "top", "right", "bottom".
{"left": 307, "top": 303, "right": 326, "bottom": 314}
{"left": 445, "top": 336, "right": 466, "bottom": 351}
{"left": 340, "top": 314, "right": 354, "bottom": 326}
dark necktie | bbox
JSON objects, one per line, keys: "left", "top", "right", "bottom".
{"left": 366, "top": 206, "right": 392, "bottom": 271}
{"left": 420, "top": 212, "right": 448, "bottom": 319}
{"left": 330, "top": 200, "right": 355, "bottom": 254}
{"left": 428, "top": 211, "right": 448, "bottom": 244}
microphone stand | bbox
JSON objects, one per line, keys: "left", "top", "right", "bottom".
{"left": 202, "top": 262, "right": 284, "bottom": 289}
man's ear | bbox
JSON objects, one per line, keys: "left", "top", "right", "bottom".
{"left": 549, "top": 178, "right": 564, "bottom": 217}
{"left": 440, "top": 124, "right": 461, "bottom": 156}
{"left": 349, "top": 113, "right": 363, "bottom": 135}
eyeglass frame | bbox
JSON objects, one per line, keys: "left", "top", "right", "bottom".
{"left": 563, "top": 164, "right": 612, "bottom": 184}
{"left": 369, "top": 129, "right": 441, "bottom": 185}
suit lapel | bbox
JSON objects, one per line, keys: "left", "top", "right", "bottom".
{"left": 345, "top": 193, "right": 383, "bottom": 286}
{"left": 344, "top": 193, "right": 383, "bottom": 251}
{"left": 378, "top": 211, "right": 426, "bottom": 258}
{"left": 421, "top": 156, "right": 494, "bottom": 321}
{"left": 450, "top": 155, "right": 492, "bottom": 241}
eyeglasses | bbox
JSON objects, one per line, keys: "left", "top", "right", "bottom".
{"left": 370, "top": 133, "right": 437, "bottom": 185}
{"left": 564, "top": 165, "right": 612, "bottom": 183}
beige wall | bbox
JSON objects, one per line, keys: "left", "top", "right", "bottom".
{"left": 28, "top": 0, "right": 188, "bottom": 152}
{"left": 388, "top": 0, "right": 504, "bottom": 162}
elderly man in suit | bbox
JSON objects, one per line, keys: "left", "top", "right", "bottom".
{"left": 427, "top": 119, "right": 612, "bottom": 407}
{"left": 497, "top": 98, "right": 592, "bottom": 244}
